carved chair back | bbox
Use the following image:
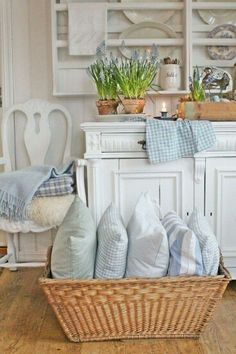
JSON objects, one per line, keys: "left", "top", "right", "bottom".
{"left": 2, "top": 99, "right": 72, "bottom": 172}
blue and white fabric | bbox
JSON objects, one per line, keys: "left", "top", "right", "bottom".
{"left": 95, "top": 204, "right": 128, "bottom": 279}
{"left": 126, "top": 192, "right": 169, "bottom": 278}
{"left": 146, "top": 119, "right": 216, "bottom": 164}
{"left": 188, "top": 209, "right": 220, "bottom": 276}
{"left": 162, "top": 211, "right": 203, "bottom": 276}
{"left": 0, "top": 161, "right": 74, "bottom": 221}
{"left": 35, "top": 176, "right": 74, "bottom": 197}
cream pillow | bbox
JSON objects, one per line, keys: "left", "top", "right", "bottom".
{"left": 27, "top": 195, "right": 75, "bottom": 227}
{"left": 126, "top": 192, "right": 169, "bottom": 278}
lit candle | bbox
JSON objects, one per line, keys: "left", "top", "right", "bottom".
{"left": 161, "top": 102, "right": 167, "bottom": 112}
{"left": 161, "top": 102, "right": 168, "bottom": 118}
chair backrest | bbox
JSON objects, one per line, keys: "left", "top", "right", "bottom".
{"left": 2, "top": 99, "right": 72, "bottom": 171}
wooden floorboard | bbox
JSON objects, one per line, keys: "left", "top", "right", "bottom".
{"left": 0, "top": 268, "right": 235, "bottom": 354}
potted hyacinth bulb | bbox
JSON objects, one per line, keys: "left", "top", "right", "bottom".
{"left": 113, "top": 50, "right": 159, "bottom": 114}
{"left": 87, "top": 59, "right": 118, "bottom": 115}
{"left": 178, "top": 67, "right": 206, "bottom": 119}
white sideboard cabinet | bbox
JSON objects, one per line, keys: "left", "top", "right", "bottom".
{"left": 81, "top": 121, "right": 236, "bottom": 278}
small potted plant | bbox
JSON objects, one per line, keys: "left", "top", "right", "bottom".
{"left": 88, "top": 58, "right": 118, "bottom": 115}
{"left": 189, "top": 66, "right": 206, "bottom": 102}
{"left": 178, "top": 67, "right": 206, "bottom": 118}
{"left": 113, "top": 51, "right": 159, "bottom": 114}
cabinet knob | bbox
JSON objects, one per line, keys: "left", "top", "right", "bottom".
{"left": 137, "top": 140, "right": 146, "bottom": 150}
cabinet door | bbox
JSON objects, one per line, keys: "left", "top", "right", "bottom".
{"left": 118, "top": 158, "right": 194, "bottom": 225}
{"left": 206, "top": 158, "right": 236, "bottom": 276}
{"left": 87, "top": 159, "right": 119, "bottom": 225}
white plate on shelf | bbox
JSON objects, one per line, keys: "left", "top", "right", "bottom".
{"left": 121, "top": 0, "right": 178, "bottom": 24}
{"left": 197, "top": 0, "right": 236, "bottom": 25}
{"left": 207, "top": 24, "right": 236, "bottom": 60}
{"left": 119, "top": 21, "right": 181, "bottom": 60}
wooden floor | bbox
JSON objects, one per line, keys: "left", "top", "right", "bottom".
{"left": 0, "top": 268, "right": 236, "bottom": 354}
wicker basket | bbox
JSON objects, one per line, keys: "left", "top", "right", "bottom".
{"left": 39, "top": 247, "right": 231, "bottom": 343}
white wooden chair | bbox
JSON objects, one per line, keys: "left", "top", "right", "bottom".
{"left": 0, "top": 99, "right": 87, "bottom": 269}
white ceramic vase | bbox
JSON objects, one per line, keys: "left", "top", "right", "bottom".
{"left": 160, "top": 64, "right": 181, "bottom": 91}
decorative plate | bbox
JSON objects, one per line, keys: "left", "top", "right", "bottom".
{"left": 121, "top": 0, "right": 178, "bottom": 24}
{"left": 208, "top": 24, "right": 236, "bottom": 60}
{"left": 197, "top": 0, "right": 236, "bottom": 25}
{"left": 119, "top": 21, "right": 180, "bottom": 59}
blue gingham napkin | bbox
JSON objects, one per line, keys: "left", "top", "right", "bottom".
{"left": 146, "top": 119, "right": 216, "bottom": 164}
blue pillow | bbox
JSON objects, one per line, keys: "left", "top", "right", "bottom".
{"left": 95, "top": 204, "right": 128, "bottom": 279}
{"left": 188, "top": 209, "right": 220, "bottom": 275}
{"left": 162, "top": 211, "right": 203, "bottom": 276}
{"left": 51, "top": 196, "right": 96, "bottom": 279}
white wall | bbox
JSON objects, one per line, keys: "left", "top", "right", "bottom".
{"left": 11, "top": 0, "right": 95, "bottom": 159}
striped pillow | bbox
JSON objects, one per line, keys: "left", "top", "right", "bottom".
{"left": 162, "top": 211, "right": 203, "bottom": 276}
{"left": 188, "top": 209, "right": 220, "bottom": 276}
{"left": 95, "top": 204, "right": 128, "bottom": 279}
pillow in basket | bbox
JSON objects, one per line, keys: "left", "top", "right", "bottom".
{"left": 126, "top": 192, "right": 169, "bottom": 278}
{"left": 162, "top": 211, "right": 203, "bottom": 276}
{"left": 51, "top": 196, "right": 96, "bottom": 279}
{"left": 188, "top": 208, "right": 220, "bottom": 276}
{"left": 95, "top": 203, "right": 128, "bottom": 279}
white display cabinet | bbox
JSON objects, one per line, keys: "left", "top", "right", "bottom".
{"left": 81, "top": 121, "right": 236, "bottom": 279}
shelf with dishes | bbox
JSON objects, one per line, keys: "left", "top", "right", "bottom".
{"left": 51, "top": 0, "right": 236, "bottom": 99}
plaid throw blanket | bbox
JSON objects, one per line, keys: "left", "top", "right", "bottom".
{"left": 35, "top": 176, "right": 74, "bottom": 197}
{"left": 146, "top": 120, "right": 216, "bottom": 164}
{"left": 0, "top": 161, "right": 74, "bottom": 221}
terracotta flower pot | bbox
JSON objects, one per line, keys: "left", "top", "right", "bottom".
{"left": 122, "top": 98, "right": 145, "bottom": 114}
{"left": 96, "top": 100, "right": 118, "bottom": 115}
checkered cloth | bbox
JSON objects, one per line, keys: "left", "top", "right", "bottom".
{"left": 35, "top": 176, "right": 74, "bottom": 197}
{"left": 146, "top": 119, "right": 216, "bottom": 164}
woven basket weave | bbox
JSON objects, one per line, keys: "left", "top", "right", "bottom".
{"left": 39, "top": 247, "right": 231, "bottom": 342}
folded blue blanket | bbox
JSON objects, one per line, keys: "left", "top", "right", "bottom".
{"left": 35, "top": 176, "right": 74, "bottom": 197}
{"left": 146, "top": 119, "right": 216, "bottom": 164}
{"left": 0, "top": 161, "right": 74, "bottom": 221}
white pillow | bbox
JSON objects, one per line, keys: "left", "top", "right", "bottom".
{"left": 125, "top": 192, "right": 169, "bottom": 278}
{"left": 188, "top": 209, "right": 220, "bottom": 276}
{"left": 95, "top": 203, "right": 128, "bottom": 279}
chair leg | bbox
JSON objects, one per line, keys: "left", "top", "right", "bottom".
{"left": 7, "top": 233, "right": 17, "bottom": 271}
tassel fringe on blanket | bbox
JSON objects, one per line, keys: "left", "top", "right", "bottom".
{"left": 0, "top": 191, "right": 28, "bottom": 221}
{"left": 0, "top": 161, "right": 74, "bottom": 221}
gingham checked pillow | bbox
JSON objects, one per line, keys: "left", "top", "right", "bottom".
{"left": 188, "top": 209, "right": 220, "bottom": 276}
{"left": 95, "top": 204, "right": 128, "bottom": 279}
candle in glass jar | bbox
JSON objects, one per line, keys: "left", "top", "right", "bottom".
{"left": 161, "top": 102, "right": 167, "bottom": 112}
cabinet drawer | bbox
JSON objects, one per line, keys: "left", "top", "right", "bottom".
{"left": 101, "top": 133, "right": 145, "bottom": 152}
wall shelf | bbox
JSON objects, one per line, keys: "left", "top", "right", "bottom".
{"left": 51, "top": 0, "right": 236, "bottom": 97}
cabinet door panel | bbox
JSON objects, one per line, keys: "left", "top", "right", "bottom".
{"left": 206, "top": 158, "right": 236, "bottom": 268}
{"left": 118, "top": 158, "right": 194, "bottom": 225}
{"left": 87, "top": 159, "right": 119, "bottom": 225}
